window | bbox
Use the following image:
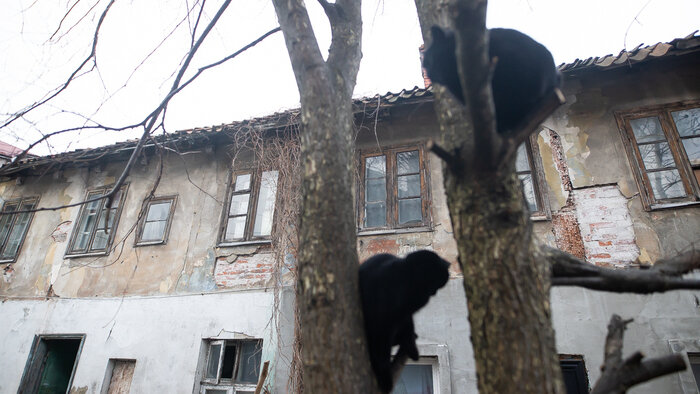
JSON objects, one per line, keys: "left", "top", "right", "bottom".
{"left": 392, "top": 357, "right": 439, "bottom": 394}
{"left": 516, "top": 136, "right": 550, "bottom": 219}
{"left": 200, "top": 339, "right": 263, "bottom": 394}
{"left": 689, "top": 353, "right": 700, "bottom": 390}
{"left": 102, "top": 359, "right": 136, "bottom": 393}
{"left": 66, "top": 185, "right": 127, "bottom": 256}
{"left": 559, "top": 355, "right": 589, "bottom": 394}
{"left": 220, "top": 170, "right": 279, "bottom": 244}
{"left": 616, "top": 101, "right": 700, "bottom": 210}
{"left": 19, "top": 335, "right": 84, "bottom": 394}
{"left": 135, "top": 196, "right": 177, "bottom": 245}
{"left": 0, "top": 197, "right": 38, "bottom": 262}
{"left": 359, "top": 146, "right": 430, "bottom": 231}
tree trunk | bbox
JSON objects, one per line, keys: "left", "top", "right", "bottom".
{"left": 272, "top": 1, "right": 380, "bottom": 392}
{"left": 413, "top": 1, "right": 564, "bottom": 392}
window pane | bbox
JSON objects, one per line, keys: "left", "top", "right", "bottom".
{"left": 681, "top": 137, "right": 700, "bottom": 165}
{"left": 2, "top": 211, "right": 31, "bottom": 258}
{"left": 519, "top": 174, "right": 538, "bottom": 212}
{"left": 398, "top": 198, "right": 422, "bottom": 224}
{"left": 204, "top": 390, "right": 227, "bottom": 394}
{"left": 672, "top": 108, "right": 700, "bottom": 137}
{"left": 365, "top": 156, "right": 386, "bottom": 178}
{"left": 74, "top": 200, "right": 100, "bottom": 251}
{"left": 397, "top": 151, "right": 419, "bottom": 175}
{"left": 630, "top": 116, "right": 666, "bottom": 143}
{"left": 206, "top": 344, "right": 222, "bottom": 380}
{"left": 91, "top": 209, "right": 116, "bottom": 250}
{"left": 366, "top": 178, "right": 387, "bottom": 202}
{"left": 392, "top": 364, "right": 433, "bottom": 394}
{"left": 647, "top": 170, "right": 686, "bottom": 200}
{"left": 235, "top": 341, "right": 261, "bottom": 384}
{"left": 234, "top": 174, "right": 252, "bottom": 191}
{"left": 515, "top": 143, "right": 531, "bottom": 172}
{"left": 638, "top": 142, "right": 676, "bottom": 170}
{"left": 146, "top": 201, "right": 171, "bottom": 221}
{"left": 0, "top": 203, "right": 17, "bottom": 250}
{"left": 365, "top": 202, "right": 386, "bottom": 227}
{"left": 253, "top": 171, "right": 278, "bottom": 237}
{"left": 398, "top": 175, "right": 421, "bottom": 198}
{"left": 141, "top": 221, "right": 166, "bottom": 241}
{"left": 229, "top": 194, "right": 250, "bottom": 216}
{"left": 225, "top": 217, "right": 246, "bottom": 240}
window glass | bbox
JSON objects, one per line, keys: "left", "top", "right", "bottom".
{"left": 397, "top": 151, "right": 419, "bottom": 174}
{"left": 206, "top": 344, "right": 222, "bottom": 380}
{"left": 515, "top": 141, "right": 543, "bottom": 213}
{"left": 630, "top": 116, "right": 666, "bottom": 143}
{"left": 252, "top": 171, "right": 278, "bottom": 237}
{"left": 234, "top": 174, "right": 252, "bottom": 191}
{"left": 398, "top": 199, "right": 422, "bottom": 224}
{"left": 0, "top": 199, "right": 36, "bottom": 261}
{"left": 138, "top": 199, "right": 174, "bottom": 243}
{"left": 68, "top": 187, "right": 126, "bottom": 255}
{"left": 392, "top": 364, "right": 434, "bottom": 394}
{"left": 235, "top": 341, "right": 262, "bottom": 384}
{"left": 647, "top": 170, "right": 685, "bottom": 200}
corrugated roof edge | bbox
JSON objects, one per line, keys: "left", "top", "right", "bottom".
{"left": 2, "top": 31, "right": 698, "bottom": 176}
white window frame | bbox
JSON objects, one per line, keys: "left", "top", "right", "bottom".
{"left": 199, "top": 339, "right": 262, "bottom": 394}
{"left": 669, "top": 339, "right": 700, "bottom": 393}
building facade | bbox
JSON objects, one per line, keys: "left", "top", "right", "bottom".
{"left": 1, "top": 33, "right": 699, "bottom": 393}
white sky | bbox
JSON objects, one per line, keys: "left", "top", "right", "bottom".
{"left": 0, "top": 0, "right": 698, "bottom": 155}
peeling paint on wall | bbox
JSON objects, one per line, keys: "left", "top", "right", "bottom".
{"left": 50, "top": 221, "right": 72, "bottom": 242}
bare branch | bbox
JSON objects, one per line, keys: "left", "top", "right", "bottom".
{"left": 1, "top": 0, "right": 117, "bottom": 129}
{"left": 545, "top": 246, "right": 700, "bottom": 293}
{"left": 591, "top": 314, "right": 686, "bottom": 394}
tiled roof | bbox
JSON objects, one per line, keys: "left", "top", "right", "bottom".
{"left": 558, "top": 30, "right": 700, "bottom": 73}
{"left": 0, "top": 141, "right": 25, "bottom": 158}
{"left": 1, "top": 31, "right": 698, "bottom": 176}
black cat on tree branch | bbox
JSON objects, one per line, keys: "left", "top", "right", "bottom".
{"left": 2, "top": 0, "right": 700, "bottom": 393}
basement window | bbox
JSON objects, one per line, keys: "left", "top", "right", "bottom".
{"left": 559, "top": 355, "right": 589, "bottom": 394}
{"left": 616, "top": 101, "right": 700, "bottom": 210}
{"left": 19, "top": 335, "right": 84, "bottom": 394}
{"left": 66, "top": 185, "right": 128, "bottom": 256}
{"left": 359, "top": 145, "right": 431, "bottom": 232}
{"left": 220, "top": 170, "right": 279, "bottom": 245}
{"left": 135, "top": 195, "right": 177, "bottom": 245}
{"left": 392, "top": 357, "right": 439, "bottom": 394}
{"left": 516, "top": 134, "right": 551, "bottom": 220}
{"left": 200, "top": 339, "right": 262, "bottom": 394}
{"left": 0, "top": 196, "right": 38, "bottom": 263}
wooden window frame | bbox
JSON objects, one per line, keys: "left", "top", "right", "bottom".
{"left": 358, "top": 144, "right": 431, "bottom": 232}
{"left": 200, "top": 339, "right": 262, "bottom": 394}
{"left": 219, "top": 170, "right": 279, "bottom": 246}
{"left": 134, "top": 195, "right": 177, "bottom": 246}
{"left": 66, "top": 184, "right": 128, "bottom": 257}
{"left": 0, "top": 196, "right": 39, "bottom": 263}
{"left": 616, "top": 100, "right": 700, "bottom": 210}
{"left": 518, "top": 134, "right": 552, "bottom": 221}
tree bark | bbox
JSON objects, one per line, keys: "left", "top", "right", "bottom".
{"left": 414, "top": 1, "right": 564, "bottom": 392}
{"left": 271, "top": 1, "right": 379, "bottom": 392}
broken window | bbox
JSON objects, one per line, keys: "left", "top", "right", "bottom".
{"left": 516, "top": 134, "right": 551, "bottom": 219}
{"left": 200, "top": 339, "right": 263, "bottom": 394}
{"left": 66, "top": 185, "right": 128, "bottom": 256}
{"left": 220, "top": 170, "right": 279, "bottom": 244}
{"left": 0, "top": 196, "right": 38, "bottom": 263}
{"left": 359, "top": 145, "right": 430, "bottom": 231}
{"left": 617, "top": 101, "right": 700, "bottom": 210}
{"left": 19, "top": 335, "right": 84, "bottom": 394}
{"left": 392, "top": 357, "right": 438, "bottom": 394}
{"left": 559, "top": 355, "right": 589, "bottom": 394}
{"left": 135, "top": 196, "right": 177, "bottom": 245}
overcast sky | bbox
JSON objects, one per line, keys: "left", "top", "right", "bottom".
{"left": 0, "top": 0, "right": 698, "bottom": 155}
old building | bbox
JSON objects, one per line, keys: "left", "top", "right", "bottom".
{"left": 1, "top": 32, "right": 699, "bottom": 393}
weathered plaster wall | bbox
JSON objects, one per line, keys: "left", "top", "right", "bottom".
{"left": 0, "top": 290, "right": 286, "bottom": 394}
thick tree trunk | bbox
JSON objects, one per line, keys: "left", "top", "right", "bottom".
{"left": 414, "top": 1, "right": 564, "bottom": 392}
{"left": 272, "top": 1, "right": 380, "bottom": 392}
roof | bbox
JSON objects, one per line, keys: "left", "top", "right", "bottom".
{"left": 0, "top": 140, "right": 28, "bottom": 159}
{"left": 558, "top": 30, "right": 700, "bottom": 73}
{"left": 1, "top": 31, "right": 699, "bottom": 177}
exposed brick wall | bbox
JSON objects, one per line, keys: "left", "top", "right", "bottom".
{"left": 214, "top": 253, "right": 274, "bottom": 288}
{"left": 573, "top": 185, "right": 640, "bottom": 267}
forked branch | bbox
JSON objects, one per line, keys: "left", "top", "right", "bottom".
{"left": 591, "top": 314, "right": 686, "bottom": 394}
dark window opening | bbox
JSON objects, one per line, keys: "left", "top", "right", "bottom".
{"left": 560, "top": 355, "right": 589, "bottom": 394}
{"left": 20, "top": 336, "right": 84, "bottom": 394}
{"left": 201, "top": 339, "right": 262, "bottom": 392}
{"left": 689, "top": 353, "right": 700, "bottom": 390}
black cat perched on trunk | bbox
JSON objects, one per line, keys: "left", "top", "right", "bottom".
{"left": 359, "top": 250, "right": 450, "bottom": 393}
{"left": 422, "top": 26, "right": 560, "bottom": 137}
